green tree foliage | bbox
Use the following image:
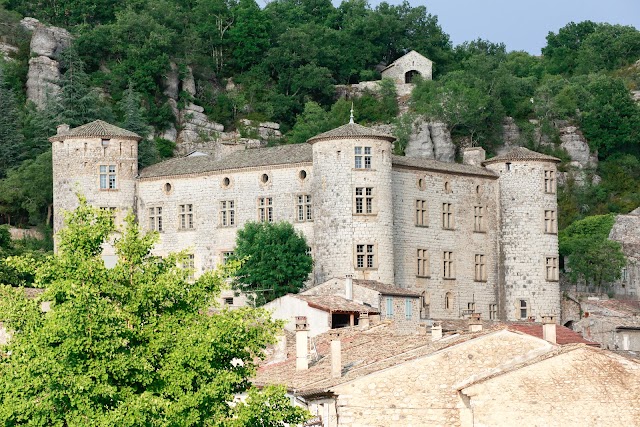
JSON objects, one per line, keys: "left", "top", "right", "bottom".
{"left": 287, "top": 101, "right": 332, "bottom": 144}
{"left": 542, "top": 21, "right": 599, "bottom": 75}
{"left": 232, "top": 221, "right": 312, "bottom": 304}
{"left": 117, "top": 83, "right": 160, "bottom": 168}
{"left": 0, "top": 199, "right": 309, "bottom": 425}
{"left": 0, "top": 65, "right": 23, "bottom": 177}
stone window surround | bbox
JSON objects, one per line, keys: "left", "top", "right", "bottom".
{"left": 99, "top": 164, "right": 117, "bottom": 190}
{"left": 442, "top": 202, "right": 454, "bottom": 230}
{"left": 257, "top": 196, "right": 274, "bottom": 223}
{"left": 354, "top": 243, "right": 378, "bottom": 270}
{"left": 148, "top": 205, "right": 163, "bottom": 232}
{"left": 415, "top": 199, "right": 428, "bottom": 227}
{"left": 295, "top": 194, "right": 313, "bottom": 222}
{"left": 182, "top": 253, "right": 195, "bottom": 281}
{"left": 219, "top": 200, "right": 236, "bottom": 227}
{"left": 544, "top": 209, "right": 558, "bottom": 234}
{"left": 354, "top": 187, "right": 376, "bottom": 216}
{"left": 443, "top": 251, "right": 455, "bottom": 279}
{"left": 518, "top": 299, "right": 529, "bottom": 320}
{"left": 474, "top": 205, "right": 486, "bottom": 233}
{"left": 220, "top": 176, "right": 233, "bottom": 189}
{"left": 474, "top": 253, "right": 487, "bottom": 282}
{"left": 489, "top": 303, "right": 498, "bottom": 320}
{"left": 445, "top": 291, "right": 454, "bottom": 310}
{"left": 417, "top": 248, "right": 429, "bottom": 278}
{"left": 545, "top": 255, "right": 559, "bottom": 282}
{"left": 544, "top": 169, "right": 556, "bottom": 194}
{"left": 354, "top": 146, "right": 372, "bottom": 170}
{"left": 178, "top": 203, "right": 194, "bottom": 230}
{"left": 220, "top": 250, "right": 234, "bottom": 266}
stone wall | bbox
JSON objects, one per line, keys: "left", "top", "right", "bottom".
{"left": 392, "top": 167, "right": 500, "bottom": 320}
{"left": 381, "top": 50, "right": 433, "bottom": 85}
{"left": 609, "top": 208, "right": 640, "bottom": 298}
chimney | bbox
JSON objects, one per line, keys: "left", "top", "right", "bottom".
{"left": 469, "top": 313, "right": 483, "bottom": 332}
{"left": 56, "top": 124, "right": 70, "bottom": 135}
{"left": 359, "top": 312, "right": 370, "bottom": 329}
{"left": 272, "top": 334, "right": 287, "bottom": 364}
{"left": 431, "top": 321, "right": 442, "bottom": 340}
{"left": 345, "top": 274, "right": 353, "bottom": 301}
{"left": 462, "top": 147, "right": 486, "bottom": 167}
{"left": 542, "top": 315, "right": 557, "bottom": 344}
{"left": 329, "top": 330, "right": 342, "bottom": 378}
{"left": 295, "top": 316, "right": 309, "bottom": 371}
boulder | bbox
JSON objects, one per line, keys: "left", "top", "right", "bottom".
{"left": 30, "top": 24, "right": 72, "bottom": 58}
{"left": 559, "top": 126, "right": 597, "bottom": 169}
{"left": 178, "top": 104, "right": 224, "bottom": 144}
{"left": 26, "top": 56, "right": 61, "bottom": 108}
{"left": 20, "top": 17, "right": 40, "bottom": 32}
{"left": 163, "top": 62, "right": 180, "bottom": 100}
{"left": 429, "top": 122, "right": 455, "bottom": 163}
{"left": 404, "top": 119, "right": 435, "bottom": 159}
{"left": 159, "top": 124, "right": 178, "bottom": 143}
{"left": 182, "top": 66, "right": 196, "bottom": 96}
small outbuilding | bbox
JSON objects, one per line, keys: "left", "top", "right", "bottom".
{"left": 381, "top": 50, "right": 433, "bottom": 84}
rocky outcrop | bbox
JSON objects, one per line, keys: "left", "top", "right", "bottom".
{"left": 502, "top": 116, "right": 521, "bottom": 147}
{"left": 20, "top": 17, "right": 71, "bottom": 108}
{"left": 404, "top": 119, "right": 455, "bottom": 162}
{"left": 239, "top": 119, "right": 282, "bottom": 140}
{"left": 178, "top": 103, "right": 224, "bottom": 144}
{"left": 559, "top": 126, "right": 597, "bottom": 169}
{"left": 0, "top": 43, "right": 19, "bottom": 61}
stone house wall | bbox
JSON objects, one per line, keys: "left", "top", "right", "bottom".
{"left": 381, "top": 50, "right": 433, "bottom": 84}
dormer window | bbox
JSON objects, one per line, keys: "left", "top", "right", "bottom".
{"left": 354, "top": 146, "right": 372, "bottom": 169}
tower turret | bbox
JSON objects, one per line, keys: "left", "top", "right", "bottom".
{"left": 483, "top": 147, "right": 561, "bottom": 322}
{"left": 309, "top": 120, "right": 396, "bottom": 284}
{"left": 49, "top": 120, "right": 141, "bottom": 249}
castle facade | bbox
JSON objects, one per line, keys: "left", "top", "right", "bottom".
{"left": 50, "top": 119, "right": 561, "bottom": 321}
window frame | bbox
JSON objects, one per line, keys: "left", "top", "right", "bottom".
{"left": 473, "top": 205, "right": 485, "bottom": 233}
{"left": 219, "top": 200, "right": 236, "bottom": 227}
{"left": 415, "top": 199, "right": 428, "bottom": 227}
{"left": 443, "top": 251, "right": 455, "bottom": 279}
{"left": 178, "top": 204, "right": 194, "bottom": 230}
{"left": 99, "top": 164, "right": 117, "bottom": 190}
{"left": 355, "top": 243, "right": 377, "bottom": 270}
{"left": 442, "top": 203, "right": 454, "bottom": 229}
{"left": 545, "top": 256, "right": 559, "bottom": 281}
{"left": 474, "top": 254, "right": 487, "bottom": 282}
{"left": 405, "top": 298, "right": 413, "bottom": 320}
{"left": 489, "top": 303, "right": 498, "bottom": 320}
{"left": 354, "top": 146, "right": 372, "bottom": 169}
{"left": 544, "top": 210, "right": 557, "bottom": 234}
{"left": 149, "top": 206, "right": 163, "bottom": 232}
{"left": 544, "top": 169, "right": 556, "bottom": 194}
{"left": 296, "top": 194, "right": 313, "bottom": 222}
{"left": 354, "top": 187, "right": 374, "bottom": 215}
{"left": 257, "top": 197, "right": 274, "bottom": 223}
{"left": 386, "top": 296, "right": 393, "bottom": 319}
{"left": 417, "top": 248, "right": 429, "bottom": 278}
{"left": 518, "top": 299, "right": 528, "bottom": 320}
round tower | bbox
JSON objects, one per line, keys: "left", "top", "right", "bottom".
{"left": 308, "top": 118, "right": 396, "bottom": 285}
{"left": 483, "top": 147, "right": 561, "bottom": 322}
{"left": 49, "top": 120, "right": 141, "bottom": 247}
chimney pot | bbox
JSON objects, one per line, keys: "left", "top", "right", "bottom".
{"left": 469, "top": 313, "right": 483, "bottom": 332}
{"left": 359, "top": 312, "right": 370, "bottom": 329}
{"left": 295, "top": 316, "right": 309, "bottom": 371}
{"left": 431, "top": 321, "right": 443, "bottom": 340}
{"left": 542, "top": 315, "right": 557, "bottom": 344}
{"left": 345, "top": 274, "right": 353, "bottom": 301}
{"left": 329, "top": 330, "right": 342, "bottom": 378}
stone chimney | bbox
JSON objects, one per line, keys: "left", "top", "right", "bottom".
{"left": 56, "top": 124, "right": 70, "bottom": 135}
{"left": 295, "top": 316, "right": 309, "bottom": 371}
{"left": 542, "top": 315, "right": 557, "bottom": 344}
{"left": 462, "top": 147, "right": 486, "bottom": 167}
{"left": 469, "top": 313, "right": 483, "bottom": 332}
{"left": 329, "top": 330, "right": 342, "bottom": 378}
{"left": 345, "top": 274, "right": 353, "bottom": 301}
{"left": 359, "top": 312, "right": 370, "bottom": 329}
{"left": 272, "top": 334, "right": 287, "bottom": 364}
{"left": 431, "top": 321, "right": 442, "bottom": 340}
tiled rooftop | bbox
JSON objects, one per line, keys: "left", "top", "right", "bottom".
{"left": 306, "top": 122, "right": 395, "bottom": 144}
{"left": 353, "top": 279, "right": 422, "bottom": 297}
{"left": 482, "top": 146, "right": 560, "bottom": 165}
{"left": 294, "top": 294, "right": 379, "bottom": 314}
{"left": 507, "top": 323, "right": 599, "bottom": 346}
{"left": 49, "top": 120, "right": 141, "bottom": 142}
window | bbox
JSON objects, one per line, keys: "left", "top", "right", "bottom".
{"left": 442, "top": 203, "right": 453, "bottom": 229}
{"left": 443, "top": 251, "right": 454, "bottom": 279}
{"left": 220, "top": 200, "right": 235, "bottom": 227}
{"left": 356, "top": 244, "right": 375, "bottom": 269}
{"left": 355, "top": 187, "right": 373, "bottom": 214}
{"left": 445, "top": 292, "right": 453, "bottom": 310}
{"left": 417, "top": 249, "right": 429, "bottom": 277}
{"left": 415, "top": 200, "right": 427, "bottom": 226}
{"left": 474, "top": 206, "right": 485, "bottom": 232}
{"left": 544, "top": 210, "right": 557, "bottom": 234}
{"left": 99, "top": 165, "right": 116, "bottom": 189}
{"left": 467, "top": 302, "right": 476, "bottom": 312}
{"left": 100, "top": 206, "right": 117, "bottom": 222}
{"left": 222, "top": 251, "right": 234, "bottom": 265}
{"left": 354, "top": 146, "right": 372, "bottom": 169}
{"left": 544, "top": 170, "right": 556, "bottom": 194}
{"left": 519, "top": 299, "right": 528, "bottom": 319}
{"left": 149, "top": 207, "right": 163, "bottom": 232}
{"left": 224, "top": 297, "right": 234, "bottom": 306}
{"left": 474, "top": 254, "right": 486, "bottom": 282}
{"left": 405, "top": 298, "right": 413, "bottom": 320}
{"left": 545, "top": 256, "right": 559, "bottom": 281}
{"left": 296, "top": 195, "right": 312, "bottom": 222}
{"left": 182, "top": 254, "right": 195, "bottom": 281}
{"left": 489, "top": 304, "right": 498, "bottom": 320}
{"left": 179, "top": 204, "right": 194, "bottom": 229}
{"left": 257, "top": 197, "right": 273, "bottom": 222}
{"left": 386, "top": 297, "right": 393, "bottom": 318}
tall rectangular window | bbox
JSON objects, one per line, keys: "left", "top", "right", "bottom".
{"left": 296, "top": 195, "right": 312, "bottom": 222}
{"left": 178, "top": 204, "right": 194, "bottom": 229}
{"left": 545, "top": 256, "right": 559, "bottom": 281}
{"left": 257, "top": 197, "right": 273, "bottom": 223}
{"left": 222, "top": 251, "right": 234, "bottom": 265}
{"left": 354, "top": 146, "right": 372, "bottom": 169}
{"left": 415, "top": 199, "right": 427, "bottom": 226}
{"left": 386, "top": 296, "right": 393, "bottom": 318}
{"left": 355, "top": 187, "right": 373, "bottom": 214}
{"left": 474, "top": 206, "right": 485, "bottom": 232}
{"left": 544, "top": 210, "right": 557, "bottom": 234}
{"left": 489, "top": 304, "right": 497, "bottom": 320}
{"left": 417, "top": 249, "right": 429, "bottom": 277}
{"left": 442, "top": 203, "right": 453, "bottom": 229}
{"left": 443, "top": 251, "right": 454, "bottom": 279}
{"left": 474, "top": 254, "right": 486, "bottom": 281}
{"left": 405, "top": 298, "right": 413, "bottom": 320}
{"left": 99, "top": 165, "right": 116, "bottom": 189}
{"left": 356, "top": 244, "right": 375, "bottom": 269}
{"left": 149, "top": 207, "right": 163, "bottom": 232}
{"left": 220, "top": 200, "right": 235, "bottom": 227}
{"left": 544, "top": 170, "right": 556, "bottom": 194}
{"left": 183, "top": 254, "right": 195, "bottom": 281}
{"left": 519, "top": 299, "right": 528, "bottom": 319}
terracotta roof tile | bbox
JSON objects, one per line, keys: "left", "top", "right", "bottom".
{"left": 392, "top": 155, "right": 497, "bottom": 178}
{"left": 482, "top": 146, "right": 560, "bottom": 165}
{"left": 353, "top": 279, "right": 422, "bottom": 297}
{"left": 49, "top": 120, "right": 141, "bottom": 141}
{"left": 507, "top": 323, "right": 599, "bottom": 346}
{"left": 294, "top": 295, "right": 379, "bottom": 314}
{"left": 307, "top": 122, "right": 395, "bottom": 144}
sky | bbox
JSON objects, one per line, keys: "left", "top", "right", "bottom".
{"left": 367, "top": 0, "right": 640, "bottom": 55}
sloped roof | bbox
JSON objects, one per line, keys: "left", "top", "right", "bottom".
{"left": 140, "top": 143, "right": 313, "bottom": 179}
{"left": 508, "top": 323, "right": 599, "bottom": 346}
{"left": 49, "top": 120, "right": 141, "bottom": 142}
{"left": 295, "top": 295, "right": 379, "bottom": 314}
{"left": 482, "top": 146, "right": 560, "bottom": 165}
{"left": 392, "top": 155, "right": 497, "bottom": 178}
{"left": 353, "top": 279, "right": 422, "bottom": 297}
{"left": 381, "top": 50, "right": 433, "bottom": 72}
{"left": 307, "top": 122, "right": 395, "bottom": 144}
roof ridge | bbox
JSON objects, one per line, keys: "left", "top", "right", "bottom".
{"left": 483, "top": 146, "right": 560, "bottom": 165}
{"left": 307, "top": 122, "right": 395, "bottom": 144}
{"left": 49, "top": 119, "right": 142, "bottom": 141}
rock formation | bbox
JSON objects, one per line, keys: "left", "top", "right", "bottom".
{"left": 559, "top": 126, "right": 597, "bottom": 169}
{"left": 404, "top": 118, "right": 455, "bottom": 162}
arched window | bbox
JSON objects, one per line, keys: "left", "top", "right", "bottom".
{"left": 445, "top": 292, "right": 453, "bottom": 310}
{"left": 405, "top": 70, "right": 421, "bottom": 83}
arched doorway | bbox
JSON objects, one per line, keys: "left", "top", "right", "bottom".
{"left": 405, "top": 70, "right": 420, "bottom": 83}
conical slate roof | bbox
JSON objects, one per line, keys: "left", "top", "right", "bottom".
{"left": 49, "top": 120, "right": 142, "bottom": 142}
{"left": 307, "top": 122, "right": 395, "bottom": 144}
{"left": 482, "top": 146, "right": 560, "bottom": 165}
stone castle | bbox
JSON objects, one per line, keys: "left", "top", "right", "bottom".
{"left": 50, "top": 117, "right": 561, "bottom": 322}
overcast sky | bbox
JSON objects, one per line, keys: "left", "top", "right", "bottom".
{"left": 366, "top": 0, "right": 640, "bottom": 54}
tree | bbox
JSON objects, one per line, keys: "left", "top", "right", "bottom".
{"left": 117, "top": 82, "right": 159, "bottom": 168}
{"left": 542, "top": 21, "right": 599, "bottom": 75}
{"left": 0, "top": 64, "right": 23, "bottom": 178}
{"left": 232, "top": 221, "right": 312, "bottom": 304}
{"left": 287, "top": 101, "right": 331, "bottom": 144}
{"left": 0, "top": 199, "right": 309, "bottom": 426}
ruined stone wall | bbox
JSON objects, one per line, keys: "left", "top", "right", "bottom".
{"left": 485, "top": 160, "right": 561, "bottom": 321}
{"left": 391, "top": 167, "right": 500, "bottom": 320}
{"left": 461, "top": 347, "right": 640, "bottom": 427}
{"left": 311, "top": 137, "right": 395, "bottom": 285}
{"left": 137, "top": 163, "right": 314, "bottom": 277}
{"left": 330, "top": 330, "right": 552, "bottom": 427}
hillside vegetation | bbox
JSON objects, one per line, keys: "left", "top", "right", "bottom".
{"left": 0, "top": 0, "right": 639, "bottom": 241}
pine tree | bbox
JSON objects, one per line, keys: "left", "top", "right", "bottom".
{"left": 118, "top": 82, "right": 159, "bottom": 168}
{"left": 0, "top": 65, "right": 23, "bottom": 177}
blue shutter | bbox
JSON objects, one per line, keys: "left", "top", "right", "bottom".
{"left": 386, "top": 297, "right": 393, "bottom": 318}
{"left": 405, "top": 298, "right": 413, "bottom": 320}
